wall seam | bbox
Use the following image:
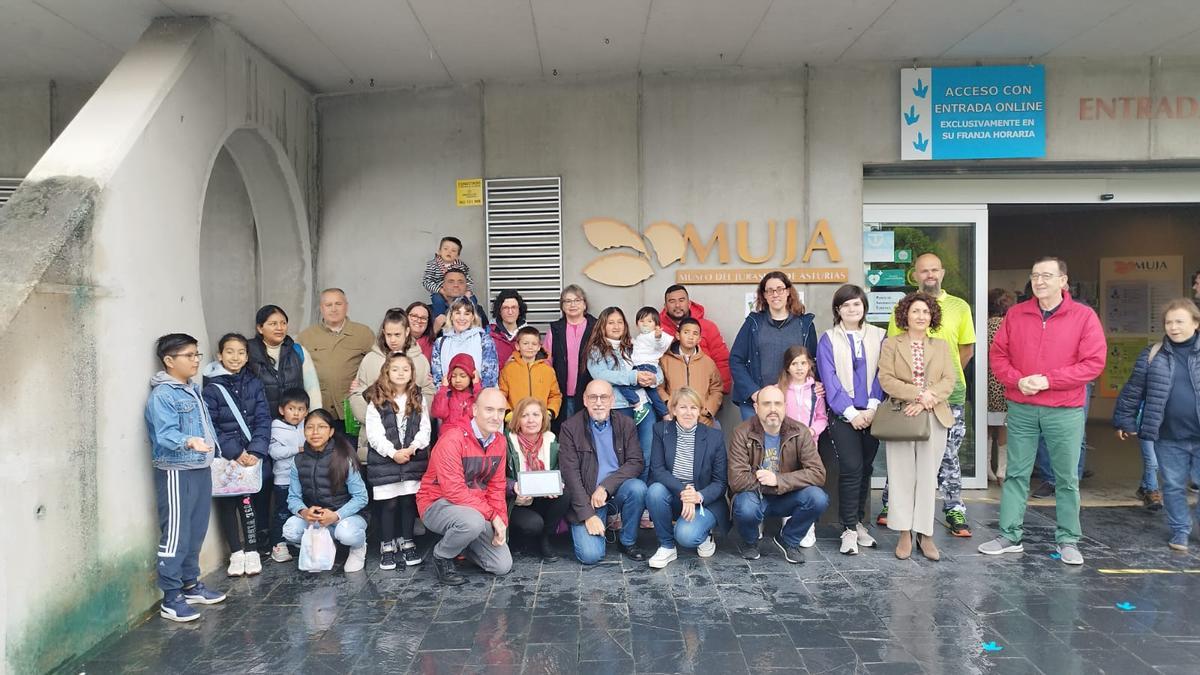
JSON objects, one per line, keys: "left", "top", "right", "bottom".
{"left": 636, "top": 71, "right": 645, "bottom": 307}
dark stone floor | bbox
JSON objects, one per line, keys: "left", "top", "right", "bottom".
{"left": 73, "top": 503, "right": 1200, "bottom": 675}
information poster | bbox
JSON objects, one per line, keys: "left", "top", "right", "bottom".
{"left": 901, "top": 65, "right": 1046, "bottom": 160}
{"left": 1098, "top": 255, "right": 1183, "bottom": 397}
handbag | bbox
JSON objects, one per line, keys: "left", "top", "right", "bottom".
{"left": 869, "top": 398, "right": 931, "bottom": 442}
{"left": 298, "top": 523, "right": 336, "bottom": 572}
{"left": 209, "top": 384, "right": 264, "bottom": 496}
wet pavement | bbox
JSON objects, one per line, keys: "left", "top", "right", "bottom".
{"left": 73, "top": 502, "right": 1200, "bottom": 674}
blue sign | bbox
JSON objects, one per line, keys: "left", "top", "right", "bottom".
{"left": 901, "top": 65, "right": 1045, "bottom": 160}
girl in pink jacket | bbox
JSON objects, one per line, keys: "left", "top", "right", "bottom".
{"left": 778, "top": 345, "right": 829, "bottom": 441}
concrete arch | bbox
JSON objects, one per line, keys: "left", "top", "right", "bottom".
{"left": 199, "top": 126, "right": 313, "bottom": 336}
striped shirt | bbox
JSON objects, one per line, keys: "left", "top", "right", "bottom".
{"left": 671, "top": 423, "right": 697, "bottom": 483}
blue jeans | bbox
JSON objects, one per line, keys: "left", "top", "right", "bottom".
{"left": 1140, "top": 439, "right": 1160, "bottom": 491}
{"left": 614, "top": 407, "right": 656, "bottom": 481}
{"left": 645, "top": 482, "right": 726, "bottom": 549}
{"left": 732, "top": 486, "right": 829, "bottom": 548}
{"left": 282, "top": 514, "right": 368, "bottom": 548}
{"left": 1037, "top": 382, "right": 1093, "bottom": 486}
{"left": 570, "top": 478, "right": 648, "bottom": 564}
{"left": 1155, "top": 439, "right": 1200, "bottom": 538}
{"left": 738, "top": 402, "right": 756, "bottom": 421}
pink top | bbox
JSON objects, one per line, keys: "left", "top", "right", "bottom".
{"left": 544, "top": 320, "right": 588, "bottom": 396}
{"left": 785, "top": 378, "right": 828, "bottom": 439}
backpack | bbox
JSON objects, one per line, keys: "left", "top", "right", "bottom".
{"left": 293, "top": 341, "right": 305, "bottom": 364}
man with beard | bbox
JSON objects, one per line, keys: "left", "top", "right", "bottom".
{"left": 659, "top": 284, "right": 732, "bottom": 394}
{"left": 878, "top": 253, "right": 976, "bottom": 537}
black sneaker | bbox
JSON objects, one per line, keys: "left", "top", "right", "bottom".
{"left": 741, "top": 540, "right": 761, "bottom": 560}
{"left": 1030, "top": 481, "right": 1055, "bottom": 499}
{"left": 945, "top": 510, "right": 972, "bottom": 537}
{"left": 539, "top": 537, "right": 560, "bottom": 564}
{"left": 399, "top": 540, "right": 423, "bottom": 567}
{"left": 379, "top": 542, "right": 397, "bottom": 571}
{"left": 433, "top": 555, "right": 466, "bottom": 586}
{"left": 773, "top": 535, "right": 804, "bottom": 564}
{"left": 619, "top": 542, "right": 646, "bottom": 562}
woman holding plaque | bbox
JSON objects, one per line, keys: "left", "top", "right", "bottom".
{"left": 506, "top": 397, "right": 569, "bottom": 563}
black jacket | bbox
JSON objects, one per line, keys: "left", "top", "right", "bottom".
{"left": 247, "top": 336, "right": 306, "bottom": 412}
{"left": 557, "top": 410, "right": 643, "bottom": 523}
{"left": 366, "top": 404, "right": 430, "bottom": 486}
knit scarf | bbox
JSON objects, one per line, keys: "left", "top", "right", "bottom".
{"left": 517, "top": 432, "right": 545, "bottom": 471}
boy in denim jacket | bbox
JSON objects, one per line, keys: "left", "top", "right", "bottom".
{"left": 145, "top": 333, "right": 227, "bottom": 621}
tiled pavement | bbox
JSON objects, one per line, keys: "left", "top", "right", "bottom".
{"left": 72, "top": 503, "right": 1200, "bottom": 674}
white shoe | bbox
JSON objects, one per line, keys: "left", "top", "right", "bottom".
{"left": 800, "top": 524, "right": 817, "bottom": 548}
{"left": 856, "top": 523, "right": 877, "bottom": 548}
{"left": 648, "top": 546, "right": 678, "bottom": 569}
{"left": 271, "top": 543, "right": 293, "bottom": 563}
{"left": 344, "top": 544, "right": 367, "bottom": 573}
{"left": 226, "top": 550, "right": 246, "bottom": 577}
{"left": 697, "top": 536, "right": 716, "bottom": 558}
{"left": 243, "top": 551, "right": 262, "bottom": 576}
{"left": 839, "top": 528, "right": 859, "bottom": 555}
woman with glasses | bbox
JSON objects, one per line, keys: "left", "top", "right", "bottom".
{"left": 731, "top": 272, "right": 819, "bottom": 420}
{"left": 545, "top": 284, "right": 597, "bottom": 431}
{"left": 405, "top": 302, "right": 435, "bottom": 362}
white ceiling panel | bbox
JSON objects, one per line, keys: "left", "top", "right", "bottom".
{"left": 531, "top": 0, "right": 650, "bottom": 77}
{"left": 839, "top": 0, "right": 1013, "bottom": 61}
{"left": 409, "top": 0, "right": 542, "bottom": 82}
{"left": 283, "top": 0, "right": 448, "bottom": 88}
{"left": 1049, "top": 0, "right": 1200, "bottom": 57}
{"left": 33, "top": 0, "right": 172, "bottom": 53}
{"left": 640, "top": 0, "right": 773, "bottom": 69}
{"left": 163, "top": 0, "right": 352, "bottom": 91}
{"left": 945, "top": 0, "right": 1138, "bottom": 58}
{"left": 739, "top": 0, "right": 893, "bottom": 66}
{"left": 0, "top": 0, "right": 124, "bottom": 79}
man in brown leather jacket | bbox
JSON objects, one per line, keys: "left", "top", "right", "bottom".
{"left": 728, "top": 385, "right": 829, "bottom": 563}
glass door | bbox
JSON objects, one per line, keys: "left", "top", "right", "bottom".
{"left": 862, "top": 205, "right": 989, "bottom": 489}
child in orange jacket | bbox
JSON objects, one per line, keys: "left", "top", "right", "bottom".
{"left": 499, "top": 326, "right": 563, "bottom": 420}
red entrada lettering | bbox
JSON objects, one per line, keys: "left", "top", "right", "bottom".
{"left": 1079, "top": 96, "right": 1200, "bottom": 120}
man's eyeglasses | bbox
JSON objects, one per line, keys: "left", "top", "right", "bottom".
{"left": 584, "top": 394, "right": 612, "bottom": 403}
{"left": 1029, "top": 273, "right": 1061, "bottom": 282}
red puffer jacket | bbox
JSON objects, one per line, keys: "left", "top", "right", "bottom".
{"left": 988, "top": 293, "right": 1106, "bottom": 408}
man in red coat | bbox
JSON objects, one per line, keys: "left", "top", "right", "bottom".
{"left": 418, "top": 387, "right": 511, "bottom": 585}
{"left": 660, "top": 284, "right": 732, "bottom": 394}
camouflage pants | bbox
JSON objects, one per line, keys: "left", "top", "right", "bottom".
{"left": 881, "top": 404, "right": 966, "bottom": 514}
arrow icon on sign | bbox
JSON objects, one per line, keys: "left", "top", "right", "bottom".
{"left": 912, "top": 132, "right": 929, "bottom": 152}
{"left": 912, "top": 78, "right": 929, "bottom": 98}
{"left": 903, "top": 105, "right": 920, "bottom": 125}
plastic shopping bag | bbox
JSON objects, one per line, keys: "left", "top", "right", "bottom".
{"left": 210, "top": 456, "right": 263, "bottom": 497}
{"left": 299, "top": 523, "right": 336, "bottom": 572}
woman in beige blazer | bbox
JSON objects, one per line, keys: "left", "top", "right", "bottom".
{"left": 878, "top": 292, "right": 957, "bottom": 561}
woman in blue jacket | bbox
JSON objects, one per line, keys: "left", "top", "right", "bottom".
{"left": 645, "top": 387, "right": 728, "bottom": 569}
{"left": 731, "top": 271, "right": 819, "bottom": 420}
{"left": 1113, "top": 299, "right": 1200, "bottom": 552}
{"left": 203, "top": 333, "right": 273, "bottom": 576}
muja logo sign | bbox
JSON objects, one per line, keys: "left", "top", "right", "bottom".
{"left": 580, "top": 217, "right": 847, "bottom": 287}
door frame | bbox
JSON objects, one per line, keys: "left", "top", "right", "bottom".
{"left": 863, "top": 204, "right": 989, "bottom": 489}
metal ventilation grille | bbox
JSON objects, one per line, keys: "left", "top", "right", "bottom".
{"left": 484, "top": 177, "right": 563, "bottom": 327}
{"left": 0, "top": 178, "right": 21, "bottom": 209}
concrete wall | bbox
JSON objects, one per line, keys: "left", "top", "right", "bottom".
{"left": 200, "top": 147, "right": 259, "bottom": 347}
{"left": 0, "top": 19, "right": 315, "bottom": 674}
{"left": 0, "top": 80, "right": 98, "bottom": 177}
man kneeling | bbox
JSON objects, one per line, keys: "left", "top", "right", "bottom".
{"left": 729, "top": 385, "right": 829, "bottom": 563}
{"left": 417, "top": 388, "right": 512, "bottom": 585}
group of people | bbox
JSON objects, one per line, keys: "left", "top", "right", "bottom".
{"left": 142, "top": 234, "right": 1200, "bottom": 624}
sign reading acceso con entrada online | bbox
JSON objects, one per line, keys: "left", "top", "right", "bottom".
{"left": 901, "top": 65, "right": 1046, "bottom": 160}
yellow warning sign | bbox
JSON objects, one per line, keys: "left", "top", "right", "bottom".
{"left": 456, "top": 178, "right": 482, "bottom": 207}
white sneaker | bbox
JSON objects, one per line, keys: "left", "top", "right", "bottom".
{"left": 344, "top": 544, "right": 367, "bottom": 573}
{"left": 856, "top": 523, "right": 877, "bottom": 548}
{"left": 799, "top": 524, "right": 817, "bottom": 548}
{"left": 839, "top": 528, "right": 859, "bottom": 555}
{"left": 271, "top": 543, "right": 293, "bottom": 563}
{"left": 697, "top": 536, "right": 716, "bottom": 558}
{"left": 648, "top": 546, "right": 678, "bottom": 569}
{"left": 226, "top": 550, "right": 246, "bottom": 577}
{"left": 243, "top": 551, "right": 262, "bottom": 576}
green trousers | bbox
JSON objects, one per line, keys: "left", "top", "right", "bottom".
{"left": 999, "top": 401, "right": 1085, "bottom": 544}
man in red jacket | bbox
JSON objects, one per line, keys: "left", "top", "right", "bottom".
{"left": 660, "top": 285, "right": 732, "bottom": 394}
{"left": 418, "top": 388, "right": 511, "bottom": 585}
{"left": 980, "top": 257, "right": 1106, "bottom": 566}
